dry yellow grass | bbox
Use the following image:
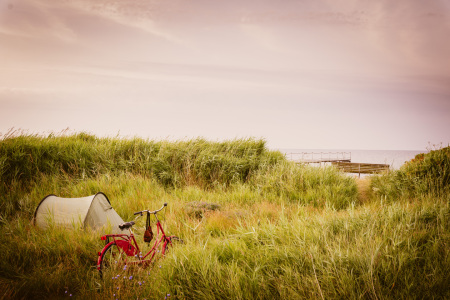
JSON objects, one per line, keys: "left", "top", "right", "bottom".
{"left": 356, "top": 177, "right": 372, "bottom": 204}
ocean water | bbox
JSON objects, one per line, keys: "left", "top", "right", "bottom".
{"left": 277, "top": 149, "right": 425, "bottom": 170}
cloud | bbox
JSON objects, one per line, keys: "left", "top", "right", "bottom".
{"left": 63, "top": 0, "right": 183, "bottom": 44}
{"left": 1, "top": 0, "right": 449, "bottom": 149}
{"left": 2, "top": 0, "right": 448, "bottom": 74}
{"left": 0, "top": 86, "right": 57, "bottom": 95}
{"left": 0, "top": 0, "right": 75, "bottom": 41}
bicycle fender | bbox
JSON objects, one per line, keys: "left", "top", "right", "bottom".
{"left": 115, "top": 240, "right": 138, "bottom": 257}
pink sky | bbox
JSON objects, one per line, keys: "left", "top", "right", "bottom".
{"left": 1, "top": 0, "right": 449, "bottom": 150}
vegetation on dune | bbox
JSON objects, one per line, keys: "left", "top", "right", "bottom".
{"left": 0, "top": 131, "right": 285, "bottom": 189}
{"left": 0, "top": 131, "right": 448, "bottom": 299}
{"left": 371, "top": 145, "right": 450, "bottom": 201}
{"left": 0, "top": 131, "right": 356, "bottom": 219}
{"left": 0, "top": 131, "right": 275, "bottom": 189}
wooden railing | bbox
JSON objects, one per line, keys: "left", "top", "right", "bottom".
{"left": 287, "top": 152, "right": 351, "bottom": 163}
{"left": 331, "top": 162, "right": 389, "bottom": 177}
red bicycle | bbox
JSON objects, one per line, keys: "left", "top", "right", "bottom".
{"left": 97, "top": 203, "right": 182, "bottom": 278}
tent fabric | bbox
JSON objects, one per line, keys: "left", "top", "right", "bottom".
{"left": 33, "top": 192, "right": 125, "bottom": 234}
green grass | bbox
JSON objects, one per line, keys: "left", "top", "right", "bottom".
{"left": 0, "top": 132, "right": 448, "bottom": 299}
{"left": 371, "top": 145, "right": 450, "bottom": 201}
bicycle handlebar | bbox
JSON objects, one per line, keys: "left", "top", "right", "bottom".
{"left": 133, "top": 202, "right": 168, "bottom": 216}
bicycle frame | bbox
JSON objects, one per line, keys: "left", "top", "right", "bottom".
{"left": 97, "top": 210, "right": 174, "bottom": 270}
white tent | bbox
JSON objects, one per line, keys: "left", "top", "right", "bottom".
{"left": 33, "top": 192, "right": 125, "bottom": 234}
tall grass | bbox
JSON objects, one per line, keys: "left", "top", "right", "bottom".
{"left": 1, "top": 183, "right": 446, "bottom": 299}
{"left": 0, "top": 132, "right": 448, "bottom": 299}
{"left": 0, "top": 132, "right": 277, "bottom": 189}
{"left": 0, "top": 218, "right": 100, "bottom": 299}
{"left": 371, "top": 145, "right": 450, "bottom": 201}
{"left": 159, "top": 197, "right": 448, "bottom": 299}
{"left": 0, "top": 133, "right": 356, "bottom": 219}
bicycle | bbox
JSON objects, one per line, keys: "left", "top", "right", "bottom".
{"left": 97, "top": 203, "right": 182, "bottom": 278}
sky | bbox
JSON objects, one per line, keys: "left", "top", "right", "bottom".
{"left": 1, "top": 0, "right": 449, "bottom": 150}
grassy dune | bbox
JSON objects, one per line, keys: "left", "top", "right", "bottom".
{"left": 0, "top": 133, "right": 448, "bottom": 299}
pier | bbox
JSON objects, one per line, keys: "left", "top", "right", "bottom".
{"left": 286, "top": 152, "right": 390, "bottom": 177}
{"left": 287, "top": 152, "right": 351, "bottom": 164}
{"left": 331, "top": 162, "right": 390, "bottom": 176}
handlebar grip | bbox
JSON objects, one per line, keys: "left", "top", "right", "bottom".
{"left": 118, "top": 221, "right": 135, "bottom": 230}
{"left": 164, "top": 203, "right": 168, "bottom": 207}
{"left": 134, "top": 211, "right": 143, "bottom": 215}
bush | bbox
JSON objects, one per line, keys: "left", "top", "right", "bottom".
{"left": 372, "top": 145, "right": 450, "bottom": 200}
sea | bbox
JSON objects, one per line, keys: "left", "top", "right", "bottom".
{"left": 277, "top": 149, "right": 425, "bottom": 170}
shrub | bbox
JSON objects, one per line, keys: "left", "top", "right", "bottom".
{"left": 371, "top": 145, "right": 450, "bottom": 200}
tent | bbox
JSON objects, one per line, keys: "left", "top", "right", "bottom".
{"left": 33, "top": 192, "right": 125, "bottom": 234}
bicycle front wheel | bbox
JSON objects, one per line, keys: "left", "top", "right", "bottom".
{"left": 99, "top": 242, "right": 127, "bottom": 279}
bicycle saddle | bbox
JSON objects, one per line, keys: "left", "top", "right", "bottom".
{"left": 118, "top": 221, "right": 135, "bottom": 230}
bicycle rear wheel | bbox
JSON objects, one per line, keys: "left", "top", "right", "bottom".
{"left": 99, "top": 242, "right": 127, "bottom": 279}
{"left": 163, "top": 236, "right": 183, "bottom": 254}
